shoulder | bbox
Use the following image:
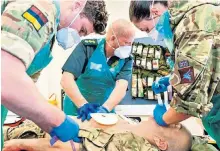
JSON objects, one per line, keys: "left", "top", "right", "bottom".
{"left": 81, "top": 39, "right": 98, "bottom": 47}
{"left": 73, "top": 39, "right": 99, "bottom": 58}
{"left": 2, "top": 0, "right": 58, "bottom": 51}
{"left": 80, "top": 39, "right": 99, "bottom": 57}
{"left": 1, "top": 0, "right": 58, "bottom": 68}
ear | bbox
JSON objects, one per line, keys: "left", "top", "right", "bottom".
{"left": 153, "top": 136, "right": 168, "bottom": 151}
{"left": 110, "top": 35, "right": 116, "bottom": 41}
{"left": 150, "top": 7, "right": 160, "bottom": 17}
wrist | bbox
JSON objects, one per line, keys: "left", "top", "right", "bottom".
{"left": 77, "top": 98, "right": 87, "bottom": 108}
{"left": 53, "top": 111, "right": 66, "bottom": 127}
{"left": 43, "top": 105, "right": 66, "bottom": 133}
{"left": 50, "top": 113, "right": 66, "bottom": 136}
{"left": 102, "top": 104, "right": 111, "bottom": 112}
{"left": 160, "top": 115, "right": 168, "bottom": 126}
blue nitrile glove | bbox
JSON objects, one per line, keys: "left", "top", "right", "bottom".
{"left": 77, "top": 103, "right": 99, "bottom": 122}
{"left": 50, "top": 116, "right": 81, "bottom": 143}
{"left": 152, "top": 76, "right": 170, "bottom": 94}
{"left": 153, "top": 104, "right": 168, "bottom": 127}
{"left": 96, "top": 106, "right": 110, "bottom": 113}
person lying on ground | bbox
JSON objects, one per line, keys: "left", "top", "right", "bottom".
{"left": 3, "top": 116, "right": 192, "bottom": 151}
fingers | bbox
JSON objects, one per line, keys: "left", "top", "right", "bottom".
{"left": 73, "top": 137, "right": 82, "bottom": 143}
{"left": 87, "top": 113, "right": 92, "bottom": 121}
{"left": 81, "top": 113, "right": 86, "bottom": 122}
{"left": 77, "top": 113, "right": 82, "bottom": 119}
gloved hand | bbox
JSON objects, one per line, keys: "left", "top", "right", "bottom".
{"left": 77, "top": 103, "right": 99, "bottom": 122}
{"left": 96, "top": 106, "right": 110, "bottom": 113}
{"left": 50, "top": 116, "right": 81, "bottom": 143}
{"left": 152, "top": 76, "right": 170, "bottom": 94}
{"left": 153, "top": 104, "right": 168, "bottom": 127}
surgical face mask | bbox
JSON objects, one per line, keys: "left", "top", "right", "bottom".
{"left": 147, "top": 25, "right": 165, "bottom": 42}
{"left": 155, "top": 11, "right": 174, "bottom": 53}
{"left": 147, "top": 0, "right": 159, "bottom": 40}
{"left": 147, "top": 26, "right": 159, "bottom": 41}
{"left": 114, "top": 46, "right": 131, "bottom": 59}
{"left": 56, "top": 2, "right": 86, "bottom": 50}
{"left": 56, "top": 28, "right": 80, "bottom": 50}
{"left": 110, "top": 26, "right": 131, "bottom": 59}
{"left": 148, "top": 0, "right": 174, "bottom": 52}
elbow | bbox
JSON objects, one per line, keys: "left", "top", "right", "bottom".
{"left": 60, "top": 72, "right": 75, "bottom": 90}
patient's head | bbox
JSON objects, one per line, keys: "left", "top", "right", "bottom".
{"left": 144, "top": 117, "right": 192, "bottom": 151}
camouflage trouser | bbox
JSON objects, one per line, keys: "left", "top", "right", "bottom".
{"left": 78, "top": 128, "right": 159, "bottom": 151}
{"left": 3, "top": 120, "right": 46, "bottom": 141}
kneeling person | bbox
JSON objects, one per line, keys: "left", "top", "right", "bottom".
{"left": 61, "top": 19, "right": 135, "bottom": 121}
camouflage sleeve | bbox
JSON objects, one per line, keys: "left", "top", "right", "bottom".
{"left": 169, "top": 3, "right": 220, "bottom": 117}
{"left": 1, "top": 1, "right": 57, "bottom": 68}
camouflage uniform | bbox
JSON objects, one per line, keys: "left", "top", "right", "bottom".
{"left": 1, "top": 0, "right": 59, "bottom": 149}
{"left": 168, "top": 1, "right": 220, "bottom": 146}
{"left": 1, "top": 0, "right": 59, "bottom": 80}
{"left": 169, "top": 0, "right": 220, "bottom": 117}
{"left": 79, "top": 128, "right": 159, "bottom": 151}
{"left": 131, "top": 42, "right": 172, "bottom": 100}
{"left": 3, "top": 120, "right": 46, "bottom": 141}
{"left": 3, "top": 120, "right": 159, "bottom": 151}
{"left": 4, "top": 120, "right": 219, "bottom": 151}
{"left": 191, "top": 136, "right": 219, "bottom": 151}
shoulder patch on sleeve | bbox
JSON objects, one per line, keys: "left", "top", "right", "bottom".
{"left": 82, "top": 39, "right": 98, "bottom": 46}
{"left": 22, "top": 5, "right": 48, "bottom": 31}
{"left": 178, "top": 66, "right": 195, "bottom": 84}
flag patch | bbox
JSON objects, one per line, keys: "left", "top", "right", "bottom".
{"left": 178, "top": 60, "right": 189, "bottom": 69}
{"left": 22, "top": 5, "right": 48, "bottom": 31}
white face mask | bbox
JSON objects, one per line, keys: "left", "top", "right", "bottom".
{"left": 147, "top": 27, "right": 159, "bottom": 41}
{"left": 56, "top": 1, "right": 86, "bottom": 50}
{"left": 147, "top": 0, "right": 159, "bottom": 41}
{"left": 114, "top": 46, "right": 132, "bottom": 59}
{"left": 110, "top": 25, "right": 131, "bottom": 59}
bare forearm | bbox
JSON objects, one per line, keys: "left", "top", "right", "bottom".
{"left": 61, "top": 72, "right": 87, "bottom": 107}
{"left": 103, "top": 80, "right": 128, "bottom": 111}
{"left": 1, "top": 50, "right": 65, "bottom": 132}
{"left": 163, "top": 107, "right": 191, "bottom": 124}
{"left": 3, "top": 138, "right": 80, "bottom": 151}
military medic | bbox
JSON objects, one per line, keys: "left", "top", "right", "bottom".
{"left": 129, "top": 0, "right": 220, "bottom": 146}
{"left": 1, "top": 0, "right": 108, "bottom": 149}
{"left": 61, "top": 19, "right": 135, "bottom": 121}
